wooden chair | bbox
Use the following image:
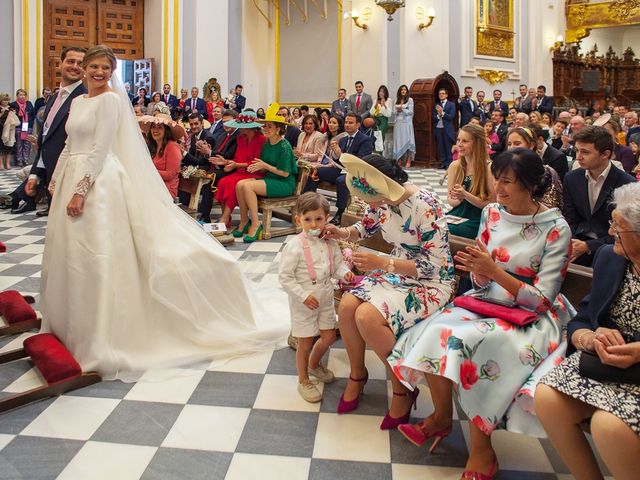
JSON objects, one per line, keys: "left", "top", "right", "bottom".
{"left": 257, "top": 162, "right": 310, "bottom": 240}
{"left": 177, "top": 176, "right": 212, "bottom": 218}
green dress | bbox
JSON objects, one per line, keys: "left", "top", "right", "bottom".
{"left": 447, "top": 176, "right": 482, "bottom": 239}
{"left": 260, "top": 139, "right": 298, "bottom": 197}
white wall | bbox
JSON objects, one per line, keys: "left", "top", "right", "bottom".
{"left": 0, "top": 1, "right": 14, "bottom": 94}
{"left": 144, "top": 0, "right": 163, "bottom": 93}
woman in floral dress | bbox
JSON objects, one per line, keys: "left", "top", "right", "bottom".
{"left": 323, "top": 154, "right": 455, "bottom": 429}
{"left": 389, "top": 148, "right": 574, "bottom": 479}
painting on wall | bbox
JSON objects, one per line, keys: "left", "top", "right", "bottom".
{"left": 476, "top": 0, "right": 515, "bottom": 59}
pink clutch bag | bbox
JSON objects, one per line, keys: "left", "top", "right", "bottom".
{"left": 453, "top": 295, "right": 537, "bottom": 327}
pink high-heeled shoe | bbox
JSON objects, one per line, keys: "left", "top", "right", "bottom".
{"left": 397, "top": 418, "right": 452, "bottom": 453}
{"left": 336, "top": 369, "right": 368, "bottom": 414}
{"left": 460, "top": 457, "right": 498, "bottom": 480}
{"left": 379, "top": 388, "right": 420, "bottom": 430}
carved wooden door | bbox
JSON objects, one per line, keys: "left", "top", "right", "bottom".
{"left": 43, "top": 0, "right": 144, "bottom": 90}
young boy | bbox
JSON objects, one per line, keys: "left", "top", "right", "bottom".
{"left": 279, "top": 192, "right": 354, "bottom": 402}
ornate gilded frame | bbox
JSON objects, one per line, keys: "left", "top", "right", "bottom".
{"left": 565, "top": 0, "right": 640, "bottom": 44}
{"left": 476, "top": 0, "right": 515, "bottom": 59}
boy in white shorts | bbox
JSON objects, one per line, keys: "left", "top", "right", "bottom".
{"left": 279, "top": 192, "right": 354, "bottom": 402}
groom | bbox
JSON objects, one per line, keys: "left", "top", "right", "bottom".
{"left": 21, "top": 47, "right": 87, "bottom": 215}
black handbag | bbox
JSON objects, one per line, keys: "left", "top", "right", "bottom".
{"left": 579, "top": 350, "right": 640, "bottom": 386}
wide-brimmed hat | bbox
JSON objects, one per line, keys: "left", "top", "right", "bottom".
{"left": 257, "top": 103, "right": 294, "bottom": 126}
{"left": 592, "top": 112, "right": 611, "bottom": 127}
{"left": 138, "top": 114, "right": 186, "bottom": 141}
{"left": 224, "top": 110, "right": 262, "bottom": 129}
{"left": 340, "top": 154, "right": 405, "bottom": 202}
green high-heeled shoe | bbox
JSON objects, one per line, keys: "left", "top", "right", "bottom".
{"left": 243, "top": 224, "right": 263, "bottom": 243}
{"left": 232, "top": 222, "right": 250, "bottom": 238}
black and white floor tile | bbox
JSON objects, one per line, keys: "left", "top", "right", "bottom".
{"left": 0, "top": 168, "right": 607, "bottom": 479}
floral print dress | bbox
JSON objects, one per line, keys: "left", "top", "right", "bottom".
{"left": 388, "top": 204, "right": 576, "bottom": 436}
{"left": 349, "top": 188, "right": 455, "bottom": 338}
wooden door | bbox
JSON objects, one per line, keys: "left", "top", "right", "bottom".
{"left": 43, "top": 0, "right": 144, "bottom": 90}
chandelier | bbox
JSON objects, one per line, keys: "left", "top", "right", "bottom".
{"left": 375, "top": 0, "right": 405, "bottom": 21}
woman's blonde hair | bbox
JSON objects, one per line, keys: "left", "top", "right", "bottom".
{"left": 450, "top": 124, "right": 491, "bottom": 200}
{"left": 82, "top": 44, "right": 117, "bottom": 71}
{"left": 0, "top": 93, "right": 9, "bottom": 103}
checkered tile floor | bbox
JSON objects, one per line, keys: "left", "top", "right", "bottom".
{"left": 0, "top": 168, "right": 608, "bottom": 479}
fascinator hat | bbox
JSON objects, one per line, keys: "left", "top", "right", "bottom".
{"left": 340, "top": 153, "right": 405, "bottom": 203}
{"left": 137, "top": 114, "right": 186, "bottom": 141}
{"left": 224, "top": 109, "right": 263, "bottom": 129}
{"left": 257, "top": 103, "right": 295, "bottom": 126}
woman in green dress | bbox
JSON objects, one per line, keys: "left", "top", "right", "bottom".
{"left": 236, "top": 103, "right": 298, "bottom": 243}
{"left": 446, "top": 123, "right": 495, "bottom": 238}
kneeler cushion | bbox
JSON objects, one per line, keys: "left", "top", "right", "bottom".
{"left": 0, "top": 290, "right": 37, "bottom": 325}
{"left": 0, "top": 242, "right": 6, "bottom": 252}
{"left": 24, "top": 333, "right": 82, "bottom": 384}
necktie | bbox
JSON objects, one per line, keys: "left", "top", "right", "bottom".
{"left": 192, "top": 99, "right": 196, "bottom": 111}
{"left": 190, "top": 135, "right": 197, "bottom": 155}
{"left": 216, "top": 134, "right": 231, "bottom": 154}
{"left": 165, "top": 94, "right": 169, "bottom": 103}
{"left": 45, "top": 90, "right": 66, "bottom": 129}
{"left": 345, "top": 136, "right": 354, "bottom": 152}
{"left": 355, "top": 94, "right": 361, "bottom": 111}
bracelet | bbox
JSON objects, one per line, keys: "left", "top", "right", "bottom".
{"left": 577, "top": 331, "right": 593, "bottom": 351}
{"left": 341, "top": 227, "right": 350, "bottom": 240}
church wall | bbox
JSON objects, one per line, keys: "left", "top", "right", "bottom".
{"left": 0, "top": 1, "right": 15, "bottom": 94}
{"left": 144, "top": 0, "right": 164, "bottom": 93}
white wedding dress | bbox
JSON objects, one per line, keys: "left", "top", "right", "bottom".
{"left": 41, "top": 87, "right": 289, "bottom": 381}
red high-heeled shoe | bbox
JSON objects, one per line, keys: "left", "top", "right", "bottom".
{"left": 379, "top": 388, "right": 420, "bottom": 430}
{"left": 336, "top": 369, "right": 368, "bottom": 414}
{"left": 397, "top": 418, "right": 452, "bottom": 453}
{"left": 460, "top": 457, "right": 498, "bottom": 480}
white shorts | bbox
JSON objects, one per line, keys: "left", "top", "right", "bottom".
{"left": 289, "top": 284, "right": 337, "bottom": 338}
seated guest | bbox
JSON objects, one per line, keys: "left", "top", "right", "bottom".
{"left": 506, "top": 107, "right": 518, "bottom": 128}
{"left": 483, "top": 119, "right": 499, "bottom": 156}
{"left": 531, "top": 123, "right": 569, "bottom": 181}
{"left": 178, "top": 113, "right": 214, "bottom": 205}
{"left": 206, "top": 90, "right": 224, "bottom": 123}
{"left": 600, "top": 115, "right": 636, "bottom": 174}
{"left": 131, "top": 87, "right": 149, "bottom": 107}
{"left": 563, "top": 125, "right": 636, "bottom": 266}
{"left": 318, "top": 108, "right": 331, "bottom": 133}
{"left": 139, "top": 114, "right": 185, "bottom": 198}
{"left": 235, "top": 104, "right": 298, "bottom": 243}
{"left": 624, "top": 111, "right": 640, "bottom": 145}
{"left": 215, "top": 110, "right": 267, "bottom": 230}
{"left": 390, "top": 149, "right": 572, "bottom": 480}
{"left": 446, "top": 124, "right": 495, "bottom": 239}
{"left": 277, "top": 106, "right": 301, "bottom": 149}
{"left": 294, "top": 114, "right": 327, "bottom": 164}
{"left": 203, "top": 105, "right": 225, "bottom": 146}
{"left": 541, "top": 112, "right": 553, "bottom": 129}
{"left": 147, "top": 92, "right": 162, "bottom": 116}
{"left": 291, "top": 107, "right": 303, "bottom": 127}
{"left": 529, "top": 111, "right": 543, "bottom": 125}
{"left": 323, "top": 114, "right": 348, "bottom": 162}
{"left": 549, "top": 120, "right": 567, "bottom": 150}
{"left": 537, "top": 183, "right": 640, "bottom": 480}
{"left": 560, "top": 115, "right": 587, "bottom": 160}
{"left": 489, "top": 109, "right": 508, "bottom": 158}
{"left": 322, "top": 154, "right": 454, "bottom": 430}
{"left": 256, "top": 107, "right": 266, "bottom": 119}
{"left": 514, "top": 112, "right": 529, "bottom": 128}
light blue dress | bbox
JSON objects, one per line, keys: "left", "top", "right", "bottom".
{"left": 388, "top": 204, "right": 576, "bottom": 437}
{"left": 393, "top": 98, "right": 416, "bottom": 160}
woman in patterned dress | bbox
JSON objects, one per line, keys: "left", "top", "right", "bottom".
{"left": 536, "top": 182, "right": 640, "bottom": 480}
{"left": 389, "top": 149, "right": 574, "bottom": 479}
{"left": 322, "top": 154, "right": 455, "bottom": 429}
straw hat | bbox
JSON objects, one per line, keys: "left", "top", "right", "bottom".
{"left": 257, "top": 103, "right": 294, "bottom": 126}
{"left": 138, "top": 114, "right": 186, "bottom": 141}
{"left": 339, "top": 154, "right": 405, "bottom": 202}
{"left": 592, "top": 112, "right": 611, "bottom": 127}
{"left": 224, "top": 109, "right": 263, "bottom": 129}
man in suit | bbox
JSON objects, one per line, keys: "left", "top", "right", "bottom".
{"left": 489, "top": 110, "right": 509, "bottom": 158}
{"left": 475, "top": 90, "right": 489, "bottom": 123}
{"left": 203, "top": 105, "right": 225, "bottom": 146}
{"left": 278, "top": 106, "right": 301, "bottom": 149}
{"left": 327, "top": 113, "right": 374, "bottom": 225}
{"left": 560, "top": 115, "right": 587, "bottom": 160}
{"left": 458, "top": 86, "right": 479, "bottom": 127}
{"left": 432, "top": 88, "right": 456, "bottom": 169}
{"left": 488, "top": 89, "right": 509, "bottom": 116}
{"left": 531, "top": 124, "right": 569, "bottom": 181}
{"left": 513, "top": 84, "right": 533, "bottom": 114}
{"left": 624, "top": 111, "right": 640, "bottom": 145}
{"left": 21, "top": 46, "right": 87, "bottom": 216}
{"left": 125, "top": 82, "right": 134, "bottom": 101}
{"left": 179, "top": 113, "right": 215, "bottom": 207}
{"left": 199, "top": 110, "right": 239, "bottom": 223}
{"left": 161, "top": 83, "right": 179, "bottom": 119}
{"left": 533, "top": 85, "right": 554, "bottom": 115}
{"left": 331, "top": 88, "right": 350, "bottom": 117}
{"left": 34, "top": 88, "right": 52, "bottom": 114}
{"left": 183, "top": 87, "right": 206, "bottom": 118}
{"left": 563, "top": 126, "right": 636, "bottom": 266}
{"left": 226, "top": 84, "right": 246, "bottom": 113}
{"left": 349, "top": 81, "right": 373, "bottom": 120}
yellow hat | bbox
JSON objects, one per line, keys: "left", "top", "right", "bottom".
{"left": 340, "top": 154, "right": 405, "bottom": 202}
{"left": 257, "top": 103, "right": 294, "bottom": 126}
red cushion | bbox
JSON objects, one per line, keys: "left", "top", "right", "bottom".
{"left": 0, "top": 242, "right": 6, "bottom": 252}
{"left": 23, "top": 333, "right": 82, "bottom": 384}
{"left": 0, "top": 290, "right": 37, "bottom": 325}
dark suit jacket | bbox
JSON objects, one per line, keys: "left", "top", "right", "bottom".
{"left": 184, "top": 97, "right": 207, "bottom": 117}
{"left": 490, "top": 123, "right": 508, "bottom": 155}
{"left": 182, "top": 131, "right": 213, "bottom": 169}
{"left": 566, "top": 245, "right": 629, "bottom": 355}
{"left": 562, "top": 165, "right": 636, "bottom": 255}
{"left": 535, "top": 95, "right": 554, "bottom": 115}
{"left": 614, "top": 144, "right": 636, "bottom": 174}
{"left": 203, "top": 119, "right": 225, "bottom": 146}
{"left": 458, "top": 97, "right": 479, "bottom": 127}
{"left": 30, "top": 83, "right": 87, "bottom": 183}
{"left": 234, "top": 95, "right": 246, "bottom": 113}
{"left": 285, "top": 125, "right": 301, "bottom": 149}
{"left": 626, "top": 126, "right": 640, "bottom": 146}
{"left": 488, "top": 100, "right": 509, "bottom": 116}
{"left": 542, "top": 144, "right": 569, "bottom": 181}
{"left": 212, "top": 131, "right": 238, "bottom": 161}
{"left": 339, "top": 131, "right": 374, "bottom": 159}
{"left": 34, "top": 97, "right": 48, "bottom": 114}
{"left": 10, "top": 101, "right": 36, "bottom": 129}
{"left": 432, "top": 100, "right": 456, "bottom": 142}
{"left": 331, "top": 99, "right": 350, "bottom": 117}
{"left": 514, "top": 95, "right": 532, "bottom": 114}
{"left": 131, "top": 95, "right": 150, "bottom": 107}
{"left": 161, "top": 94, "right": 179, "bottom": 116}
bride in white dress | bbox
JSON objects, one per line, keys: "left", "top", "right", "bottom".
{"left": 41, "top": 45, "right": 289, "bottom": 381}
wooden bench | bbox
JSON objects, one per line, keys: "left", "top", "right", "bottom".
{"left": 177, "top": 176, "right": 211, "bottom": 218}
{"left": 257, "top": 161, "right": 310, "bottom": 240}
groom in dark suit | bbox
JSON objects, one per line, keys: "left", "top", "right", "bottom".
{"left": 19, "top": 46, "right": 87, "bottom": 215}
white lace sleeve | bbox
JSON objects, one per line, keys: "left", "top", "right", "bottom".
{"left": 75, "top": 92, "right": 121, "bottom": 197}
{"left": 49, "top": 142, "right": 70, "bottom": 195}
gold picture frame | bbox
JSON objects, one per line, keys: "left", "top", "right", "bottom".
{"left": 476, "top": 0, "right": 515, "bottom": 59}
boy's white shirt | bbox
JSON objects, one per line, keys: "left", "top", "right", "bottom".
{"left": 278, "top": 235, "right": 351, "bottom": 303}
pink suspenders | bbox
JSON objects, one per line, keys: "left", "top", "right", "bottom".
{"left": 298, "top": 233, "right": 333, "bottom": 285}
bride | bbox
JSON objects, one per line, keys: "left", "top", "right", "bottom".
{"left": 41, "top": 45, "right": 289, "bottom": 381}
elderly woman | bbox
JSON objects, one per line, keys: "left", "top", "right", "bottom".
{"left": 322, "top": 154, "right": 455, "bottom": 429}
{"left": 536, "top": 183, "right": 640, "bottom": 480}
{"left": 294, "top": 114, "right": 327, "bottom": 164}
{"left": 0, "top": 93, "right": 15, "bottom": 170}
{"left": 10, "top": 89, "right": 34, "bottom": 167}
{"left": 390, "top": 149, "right": 573, "bottom": 480}
{"left": 235, "top": 104, "right": 298, "bottom": 243}
{"left": 147, "top": 92, "right": 162, "bottom": 116}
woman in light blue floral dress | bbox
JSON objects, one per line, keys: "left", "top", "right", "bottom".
{"left": 323, "top": 154, "right": 455, "bottom": 430}
{"left": 389, "top": 149, "right": 574, "bottom": 479}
